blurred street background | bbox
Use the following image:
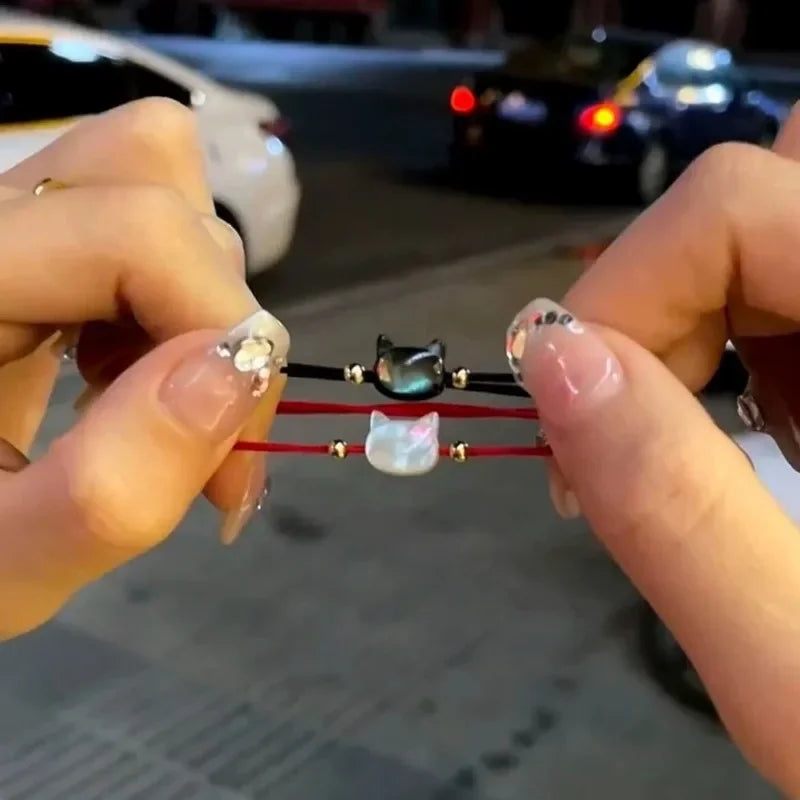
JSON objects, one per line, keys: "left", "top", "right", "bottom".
{"left": 0, "top": 0, "right": 796, "bottom": 797}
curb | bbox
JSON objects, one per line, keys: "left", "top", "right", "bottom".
{"left": 277, "top": 213, "right": 632, "bottom": 325}
{"left": 56, "top": 213, "right": 632, "bottom": 383}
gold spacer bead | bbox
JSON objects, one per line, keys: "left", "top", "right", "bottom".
{"left": 449, "top": 441, "right": 469, "bottom": 463}
{"left": 343, "top": 363, "right": 366, "bottom": 385}
{"left": 33, "top": 178, "right": 69, "bottom": 197}
{"left": 451, "top": 367, "right": 470, "bottom": 390}
{"left": 328, "top": 439, "right": 348, "bottom": 459}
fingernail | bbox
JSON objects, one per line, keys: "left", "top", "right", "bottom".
{"left": 160, "top": 309, "right": 290, "bottom": 443}
{"left": 219, "top": 372, "right": 286, "bottom": 544}
{"left": 506, "top": 298, "right": 623, "bottom": 423}
{"left": 220, "top": 458, "right": 269, "bottom": 545}
{"left": 547, "top": 461, "right": 581, "bottom": 520}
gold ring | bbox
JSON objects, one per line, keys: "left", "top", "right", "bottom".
{"left": 33, "top": 178, "right": 69, "bottom": 197}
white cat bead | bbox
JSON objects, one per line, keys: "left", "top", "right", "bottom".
{"left": 364, "top": 411, "right": 440, "bottom": 477}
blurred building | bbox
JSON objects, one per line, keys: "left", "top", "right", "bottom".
{"left": 405, "top": 0, "right": 784, "bottom": 53}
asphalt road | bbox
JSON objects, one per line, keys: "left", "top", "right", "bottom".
{"left": 133, "top": 37, "right": 633, "bottom": 305}
{"left": 0, "top": 39, "right": 778, "bottom": 800}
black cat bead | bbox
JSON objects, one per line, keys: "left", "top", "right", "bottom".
{"left": 373, "top": 334, "right": 446, "bottom": 400}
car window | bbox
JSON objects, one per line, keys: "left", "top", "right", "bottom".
{"left": 126, "top": 62, "right": 192, "bottom": 106}
{"left": 653, "top": 41, "right": 737, "bottom": 88}
{"left": 0, "top": 39, "right": 134, "bottom": 123}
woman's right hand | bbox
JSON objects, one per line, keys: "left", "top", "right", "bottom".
{"left": 0, "top": 98, "right": 288, "bottom": 637}
{"left": 508, "top": 107, "right": 800, "bottom": 797}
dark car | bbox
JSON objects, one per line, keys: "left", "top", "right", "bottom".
{"left": 448, "top": 27, "right": 786, "bottom": 203}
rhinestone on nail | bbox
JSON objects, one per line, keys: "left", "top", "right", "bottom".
{"left": 217, "top": 335, "right": 275, "bottom": 397}
{"left": 233, "top": 337, "right": 273, "bottom": 373}
{"left": 505, "top": 311, "right": 541, "bottom": 386}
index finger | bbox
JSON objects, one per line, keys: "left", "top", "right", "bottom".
{"left": 0, "top": 184, "right": 255, "bottom": 340}
{"left": 563, "top": 141, "right": 800, "bottom": 390}
{"left": 1, "top": 98, "right": 215, "bottom": 214}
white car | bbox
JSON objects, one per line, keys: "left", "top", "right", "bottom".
{"left": 0, "top": 12, "right": 300, "bottom": 275}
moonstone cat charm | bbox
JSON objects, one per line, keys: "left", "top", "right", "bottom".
{"left": 373, "top": 335, "right": 446, "bottom": 401}
{"left": 364, "top": 410, "right": 440, "bottom": 476}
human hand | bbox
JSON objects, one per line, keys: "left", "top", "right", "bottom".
{"left": 0, "top": 98, "right": 288, "bottom": 637}
{"left": 507, "top": 111, "right": 800, "bottom": 795}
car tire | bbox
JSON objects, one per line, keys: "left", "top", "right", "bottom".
{"left": 638, "top": 602, "right": 719, "bottom": 721}
{"left": 448, "top": 146, "right": 486, "bottom": 188}
{"left": 636, "top": 141, "right": 671, "bottom": 206}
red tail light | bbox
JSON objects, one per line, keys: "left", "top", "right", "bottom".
{"left": 578, "top": 102, "right": 622, "bottom": 136}
{"left": 450, "top": 85, "right": 476, "bottom": 115}
{"left": 259, "top": 117, "right": 290, "bottom": 140}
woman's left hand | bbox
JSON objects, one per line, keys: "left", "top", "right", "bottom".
{"left": 0, "top": 98, "right": 281, "bottom": 550}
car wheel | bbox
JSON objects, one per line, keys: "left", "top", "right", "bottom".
{"left": 637, "top": 142, "right": 671, "bottom": 205}
{"left": 448, "top": 146, "right": 486, "bottom": 188}
{"left": 638, "top": 602, "right": 719, "bottom": 721}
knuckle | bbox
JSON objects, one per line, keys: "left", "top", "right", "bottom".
{"left": 678, "top": 142, "right": 763, "bottom": 205}
{"left": 59, "top": 437, "right": 170, "bottom": 550}
{"left": 114, "top": 184, "right": 197, "bottom": 257}
{"left": 118, "top": 96, "right": 202, "bottom": 161}
{"left": 611, "top": 432, "right": 731, "bottom": 550}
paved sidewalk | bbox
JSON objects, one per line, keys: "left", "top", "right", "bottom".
{"left": 0, "top": 241, "right": 777, "bottom": 800}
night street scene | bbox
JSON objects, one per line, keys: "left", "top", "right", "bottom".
{"left": 0, "top": 0, "right": 798, "bottom": 797}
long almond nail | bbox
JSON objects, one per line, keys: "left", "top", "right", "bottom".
{"left": 220, "top": 457, "right": 268, "bottom": 545}
{"left": 219, "top": 372, "right": 286, "bottom": 544}
{"left": 159, "top": 309, "right": 290, "bottom": 444}
{"left": 547, "top": 461, "right": 581, "bottom": 520}
{"left": 506, "top": 298, "right": 623, "bottom": 424}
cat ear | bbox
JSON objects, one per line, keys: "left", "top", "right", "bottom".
{"left": 418, "top": 412, "right": 439, "bottom": 433}
{"left": 427, "top": 339, "right": 446, "bottom": 360}
{"left": 370, "top": 410, "right": 390, "bottom": 428}
{"left": 376, "top": 334, "right": 394, "bottom": 356}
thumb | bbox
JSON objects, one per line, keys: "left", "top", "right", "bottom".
{"left": 0, "top": 310, "right": 286, "bottom": 636}
{"left": 511, "top": 299, "right": 800, "bottom": 793}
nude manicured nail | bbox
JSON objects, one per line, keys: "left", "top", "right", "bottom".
{"left": 506, "top": 298, "right": 623, "bottom": 423}
{"left": 218, "top": 372, "right": 286, "bottom": 545}
{"left": 547, "top": 461, "right": 581, "bottom": 520}
{"left": 220, "top": 458, "right": 269, "bottom": 545}
{"left": 159, "top": 309, "right": 290, "bottom": 444}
